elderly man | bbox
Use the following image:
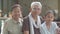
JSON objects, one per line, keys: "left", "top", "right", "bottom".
{"left": 22, "top": 1, "right": 42, "bottom": 34}
{"left": 2, "top": 4, "right": 23, "bottom": 34}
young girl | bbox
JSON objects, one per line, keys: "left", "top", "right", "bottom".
{"left": 40, "top": 10, "right": 58, "bottom": 34}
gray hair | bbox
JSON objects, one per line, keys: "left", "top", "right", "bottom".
{"left": 31, "top": 2, "right": 42, "bottom": 8}
{"left": 45, "top": 10, "right": 55, "bottom": 16}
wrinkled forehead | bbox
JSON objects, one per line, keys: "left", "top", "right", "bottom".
{"left": 32, "top": 5, "right": 41, "bottom": 8}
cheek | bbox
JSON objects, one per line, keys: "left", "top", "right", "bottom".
{"left": 51, "top": 18, "right": 54, "bottom": 21}
{"left": 32, "top": 11, "right": 36, "bottom": 14}
{"left": 45, "top": 17, "right": 48, "bottom": 21}
{"left": 36, "top": 11, "right": 41, "bottom": 15}
{"left": 12, "top": 13, "right": 15, "bottom": 16}
{"left": 45, "top": 18, "right": 49, "bottom": 21}
{"left": 50, "top": 17, "right": 54, "bottom": 20}
{"left": 13, "top": 13, "right": 20, "bottom": 16}
{"left": 16, "top": 14, "right": 20, "bottom": 17}
{"left": 38, "top": 11, "right": 41, "bottom": 14}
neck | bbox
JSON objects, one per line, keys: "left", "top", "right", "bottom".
{"left": 46, "top": 21, "right": 51, "bottom": 30}
{"left": 12, "top": 17, "right": 19, "bottom": 22}
{"left": 46, "top": 21, "right": 51, "bottom": 25}
{"left": 31, "top": 13, "right": 37, "bottom": 21}
{"left": 46, "top": 21, "right": 51, "bottom": 29}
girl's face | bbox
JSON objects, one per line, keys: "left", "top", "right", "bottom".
{"left": 45, "top": 13, "right": 54, "bottom": 23}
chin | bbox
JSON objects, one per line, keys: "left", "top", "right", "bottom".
{"left": 15, "top": 17, "right": 18, "bottom": 19}
{"left": 47, "top": 21, "right": 52, "bottom": 23}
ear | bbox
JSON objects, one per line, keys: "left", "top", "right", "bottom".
{"left": 29, "top": 8, "right": 32, "bottom": 12}
{"left": 29, "top": 8, "right": 33, "bottom": 14}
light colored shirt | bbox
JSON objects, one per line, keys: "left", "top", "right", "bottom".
{"left": 2, "top": 18, "right": 23, "bottom": 34}
{"left": 40, "top": 22, "right": 58, "bottom": 34}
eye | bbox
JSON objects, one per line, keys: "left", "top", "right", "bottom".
{"left": 32, "top": 8, "right": 40, "bottom": 11}
{"left": 47, "top": 16, "right": 53, "bottom": 18}
{"left": 33, "top": 8, "right": 36, "bottom": 10}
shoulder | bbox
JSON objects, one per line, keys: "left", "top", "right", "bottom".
{"left": 23, "top": 16, "right": 29, "bottom": 23}
{"left": 5, "top": 18, "right": 12, "bottom": 23}
{"left": 4, "top": 18, "right": 12, "bottom": 26}
{"left": 41, "top": 22, "right": 45, "bottom": 27}
{"left": 40, "top": 22, "right": 45, "bottom": 33}
{"left": 52, "top": 22, "right": 58, "bottom": 28}
{"left": 22, "top": 16, "right": 30, "bottom": 31}
{"left": 52, "top": 22, "right": 57, "bottom": 26}
{"left": 23, "top": 16, "right": 30, "bottom": 25}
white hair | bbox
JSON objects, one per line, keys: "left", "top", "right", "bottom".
{"left": 31, "top": 2, "right": 42, "bottom": 8}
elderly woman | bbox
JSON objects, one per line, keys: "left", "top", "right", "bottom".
{"left": 22, "top": 1, "right": 42, "bottom": 34}
{"left": 1, "top": 4, "right": 23, "bottom": 34}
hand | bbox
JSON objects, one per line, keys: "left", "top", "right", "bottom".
{"left": 56, "top": 28, "right": 60, "bottom": 34}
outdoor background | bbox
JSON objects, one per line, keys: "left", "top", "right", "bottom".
{"left": 0, "top": 0, "right": 59, "bottom": 34}
{"left": 0, "top": 0, "right": 58, "bottom": 17}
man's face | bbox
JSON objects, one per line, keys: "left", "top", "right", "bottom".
{"left": 12, "top": 7, "right": 22, "bottom": 19}
{"left": 31, "top": 5, "right": 41, "bottom": 15}
{"left": 45, "top": 13, "right": 54, "bottom": 22}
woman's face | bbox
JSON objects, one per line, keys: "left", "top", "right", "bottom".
{"left": 12, "top": 7, "right": 22, "bottom": 19}
{"left": 31, "top": 5, "right": 41, "bottom": 15}
{"left": 45, "top": 13, "right": 54, "bottom": 23}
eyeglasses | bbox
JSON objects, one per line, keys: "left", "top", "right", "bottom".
{"left": 32, "top": 8, "right": 41, "bottom": 11}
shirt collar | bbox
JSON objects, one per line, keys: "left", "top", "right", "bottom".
{"left": 12, "top": 18, "right": 20, "bottom": 24}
